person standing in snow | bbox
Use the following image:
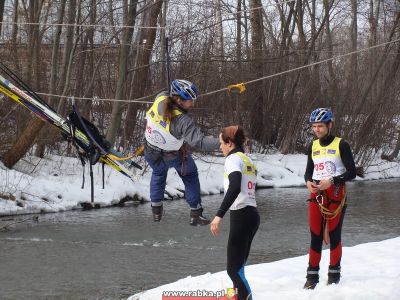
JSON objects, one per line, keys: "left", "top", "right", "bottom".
{"left": 303, "top": 108, "right": 356, "bottom": 289}
{"left": 210, "top": 125, "right": 259, "bottom": 300}
{"left": 144, "top": 79, "right": 219, "bottom": 225}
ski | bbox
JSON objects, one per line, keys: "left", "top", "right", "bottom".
{"left": 0, "top": 73, "right": 141, "bottom": 182}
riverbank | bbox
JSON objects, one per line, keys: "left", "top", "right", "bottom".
{"left": 128, "top": 237, "right": 400, "bottom": 300}
{"left": 0, "top": 151, "right": 399, "bottom": 216}
{"left": 1, "top": 178, "right": 399, "bottom": 300}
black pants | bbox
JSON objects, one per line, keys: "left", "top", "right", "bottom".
{"left": 227, "top": 206, "right": 260, "bottom": 300}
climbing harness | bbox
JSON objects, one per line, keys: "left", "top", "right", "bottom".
{"left": 311, "top": 186, "right": 346, "bottom": 220}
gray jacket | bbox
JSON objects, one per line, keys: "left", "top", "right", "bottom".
{"left": 171, "top": 112, "right": 219, "bottom": 152}
{"left": 147, "top": 92, "right": 219, "bottom": 154}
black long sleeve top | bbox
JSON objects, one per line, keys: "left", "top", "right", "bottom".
{"left": 304, "top": 135, "right": 357, "bottom": 185}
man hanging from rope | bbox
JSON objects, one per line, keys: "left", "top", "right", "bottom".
{"left": 144, "top": 79, "right": 219, "bottom": 225}
{"left": 303, "top": 108, "right": 356, "bottom": 289}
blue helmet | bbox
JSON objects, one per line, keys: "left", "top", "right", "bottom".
{"left": 309, "top": 108, "right": 333, "bottom": 123}
{"left": 170, "top": 79, "right": 199, "bottom": 100}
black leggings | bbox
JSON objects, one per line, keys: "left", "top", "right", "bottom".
{"left": 227, "top": 206, "right": 260, "bottom": 300}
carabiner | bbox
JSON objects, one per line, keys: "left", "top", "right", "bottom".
{"left": 315, "top": 194, "right": 324, "bottom": 204}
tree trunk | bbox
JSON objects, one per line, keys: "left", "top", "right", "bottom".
{"left": 3, "top": 0, "right": 45, "bottom": 166}
{"left": 26, "top": 0, "right": 42, "bottom": 86}
{"left": 248, "top": 0, "right": 265, "bottom": 142}
{"left": 349, "top": 0, "right": 358, "bottom": 91}
{"left": 10, "top": 0, "right": 19, "bottom": 68}
{"left": 368, "top": 0, "right": 380, "bottom": 101}
{"left": 242, "top": 0, "right": 251, "bottom": 61}
{"left": 215, "top": 0, "right": 228, "bottom": 123}
{"left": 322, "top": 0, "right": 337, "bottom": 99}
{"left": 159, "top": 0, "right": 168, "bottom": 89}
{"left": 2, "top": 119, "right": 45, "bottom": 169}
{"left": 234, "top": 0, "right": 243, "bottom": 124}
{"left": 215, "top": 0, "right": 224, "bottom": 73}
{"left": 48, "top": 1, "right": 67, "bottom": 106}
{"left": 56, "top": 0, "right": 77, "bottom": 113}
{"left": 309, "top": 0, "right": 322, "bottom": 98}
{"left": 106, "top": 0, "right": 139, "bottom": 146}
{"left": 34, "top": 0, "right": 67, "bottom": 157}
{"left": 270, "top": 2, "right": 296, "bottom": 147}
{"left": 0, "top": 0, "right": 5, "bottom": 35}
{"left": 383, "top": 131, "right": 400, "bottom": 161}
{"left": 77, "top": 0, "right": 97, "bottom": 117}
{"left": 123, "top": 0, "right": 163, "bottom": 149}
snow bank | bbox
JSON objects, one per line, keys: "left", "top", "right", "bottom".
{"left": 0, "top": 152, "right": 400, "bottom": 215}
{"left": 129, "top": 237, "right": 400, "bottom": 300}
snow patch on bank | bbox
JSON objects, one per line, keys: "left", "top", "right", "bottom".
{"left": 128, "top": 237, "right": 400, "bottom": 300}
{"left": 0, "top": 152, "right": 399, "bottom": 215}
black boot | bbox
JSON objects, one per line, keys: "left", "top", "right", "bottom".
{"left": 327, "top": 265, "right": 341, "bottom": 285}
{"left": 190, "top": 207, "right": 210, "bottom": 226}
{"left": 151, "top": 204, "right": 163, "bottom": 222}
{"left": 303, "top": 266, "right": 319, "bottom": 290}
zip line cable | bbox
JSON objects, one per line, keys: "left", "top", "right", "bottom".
{"left": 201, "top": 38, "right": 400, "bottom": 98}
{"left": 30, "top": 37, "right": 400, "bottom": 105}
{"left": 34, "top": 92, "right": 154, "bottom": 104}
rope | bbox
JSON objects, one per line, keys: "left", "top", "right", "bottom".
{"left": 200, "top": 38, "right": 400, "bottom": 98}
{"left": 35, "top": 92, "right": 153, "bottom": 104}
{"left": 10, "top": 38, "right": 400, "bottom": 105}
{"left": 0, "top": 21, "right": 165, "bottom": 30}
{"left": 315, "top": 187, "right": 347, "bottom": 220}
{"left": 108, "top": 146, "right": 144, "bottom": 161}
{"left": 318, "top": 199, "right": 345, "bottom": 220}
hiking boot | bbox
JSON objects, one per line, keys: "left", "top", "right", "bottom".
{"left": 303, "top": 266, "right": 319, "bottom": 289}
{"left": 327, "top": 266, "right": 341, "bottom": 285}
{"left": 190, "top": 207, "right": 210, "bottom": 226}
{"left": 151, "top": 204, "right": 163, "bottom": 222}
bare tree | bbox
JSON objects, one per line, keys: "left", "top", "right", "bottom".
{"left": 0, "top": 0, "right": 399, "bottom": 170}
{"left": 106, "top": 0, "right": 139, "bottom": 146}
{"left": 322, "top": 0, "right": 337, "bottom": 99}
{"left": 56, "top": 0, "right": 78, "bottom": 113}
{"left": 0, "top": 0, "right": 5, "bottom": 35}
{"left": 75, "top": 0, "right": 97, "bottom": 117}
{"left": 248, "top": 0, "right": 265, "bottom": 142}
{"left": 2, "top": 0, "right": 46, "bottom": 168}
{"left": 123, "top": 0, "right": 163, "bottom": 149}
{"left": 34, "top": 0, "right": 67, "bottom": 157}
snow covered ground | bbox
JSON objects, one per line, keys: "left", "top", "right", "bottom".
{"left": 128, "top": 237, "right": 400, "bottom": 300}
{"left": 0, "top": 151, "right": 400, "bottom": 215}
{"left": 1, "top": 152, "right": 400, "bottom": 299}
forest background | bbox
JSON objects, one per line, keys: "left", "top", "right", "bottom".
{"left": 0, "top": 0, "right": 399, "bottom": 172}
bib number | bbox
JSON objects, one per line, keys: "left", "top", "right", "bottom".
{"left": 314, "top": 162, "right": 324, "bottom": 171}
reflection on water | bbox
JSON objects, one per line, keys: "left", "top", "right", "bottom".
{"left": 0, "top": 179, "right": 399, "bottom": 299}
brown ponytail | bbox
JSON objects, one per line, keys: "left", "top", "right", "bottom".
{"left": 163, "top": 96, "right": 177, "bottom": 122}
{"left": 221, "top": 125, "right": 246, "bottom": 148}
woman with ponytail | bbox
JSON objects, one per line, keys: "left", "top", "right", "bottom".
{"left": 210, "top": 125, "right": 259, "bottom": 300}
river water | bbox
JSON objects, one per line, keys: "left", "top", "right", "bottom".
{"left": 0, "top": 179, "right": 399, "bottom": 300}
